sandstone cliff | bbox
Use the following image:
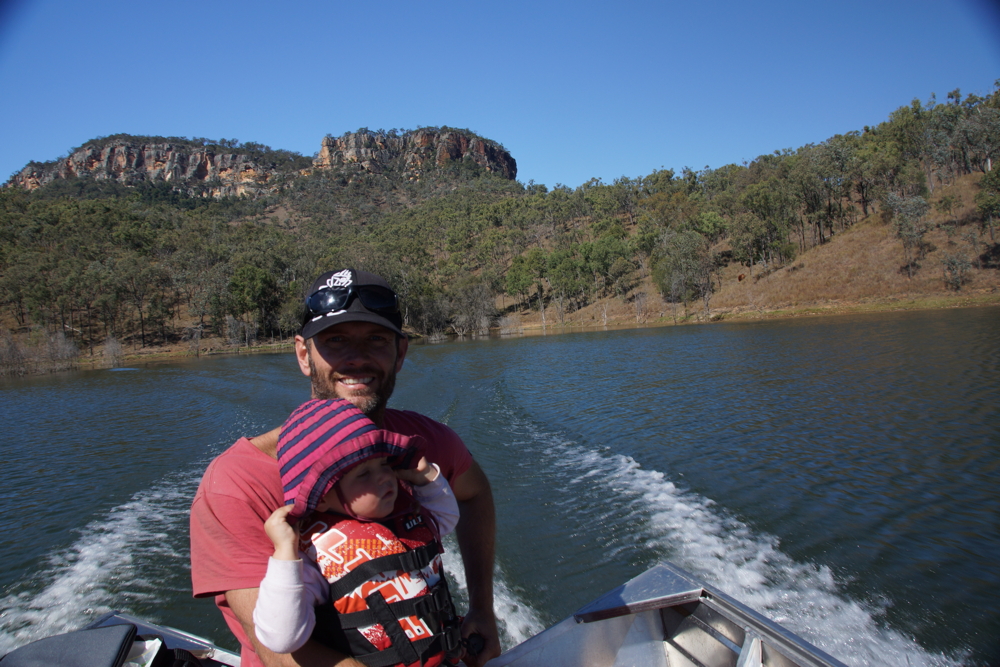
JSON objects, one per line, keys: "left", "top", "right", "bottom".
{"left": 6, "top": 128, "right": 517, "bottom": 197}
{"left": 315, "top": 128, "right": 517, "bottom": 181}
{"left": 7, "top": 138, "right": 282, "bottom": 198}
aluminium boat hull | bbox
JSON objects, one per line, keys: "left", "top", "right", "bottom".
{"left": 486, "top": 561, "right": 847, "bottom": 667}
{"left": 10, "top": 561, "right": 846, "bottom": 667}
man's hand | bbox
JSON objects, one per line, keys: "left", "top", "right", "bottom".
{"left": 450, "top": 460, "right": 501, "bottom": 666}
{"left": 460, "top": 605, "right": 501, "bottom": 667}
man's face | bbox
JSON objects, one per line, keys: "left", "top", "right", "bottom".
{"left": 294, "top": 321, "right": 408, "bottom": 420}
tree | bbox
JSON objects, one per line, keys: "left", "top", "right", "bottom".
{"left": 147, "top": 292, "right": 173, "bottom": 343}
{"left": 976, "top": 167, "right": 1000, "bottom": 242}
{"left": 227, "top": 265, "right": 283, "bottom": 336}
{"left": 956, "top": 102, "right": 1000, "bottom": 174}
{"left": 941, "top": 253, "right": 972, "bottom": 291}
{"left": 547, "top": 249, "right": 587, "bottom": 322}
{"left": 740, "top": 179, "right": 796, "bottom": 266}
{"left": 651, "top": 230, "right": 713, "bottom": 320}
{"left": 584, "top": 236, "right": 630, "bottom": 297}
{"left": 884, "top": 193, "right": 930, "bottom": 278}
{"left": 887, "top": 98, "right": 934, "bottom": 191}
{"left": 727, "top": 212, "right": 768, "bottom": 275}
{"left": 692, "top": 211, "right": 727, "bottom": 244}
{"left": 0, "top": 253, "right": 35, "bottom": 326}
{"left": 505, "top": 255, "right": 532, "bottom": 310}
{"left": 448, "top": 277, "right": 494, "bottom": 336}
{"left": 116, "top": 252, "right": 165, "bottom": 347}
{"left": 642, "top": 189, "right": 700, "bottom": 230}
{"left": 608, "top": 256, "right": 635, "bottom": 300}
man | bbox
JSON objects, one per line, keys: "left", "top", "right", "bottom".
{"left": 190, "top": 268, "right": 500, "bottom": 667}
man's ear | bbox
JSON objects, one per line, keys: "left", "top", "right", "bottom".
{"left": 395, "top": 335, "right": 409, "bottom": 373}
{"left": 294, "top": 336, "right": 312, "bottom": 377}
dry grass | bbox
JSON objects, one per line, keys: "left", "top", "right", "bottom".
{"left": 511, "top": 175, "right": 1000, "bottom": 330}
{"left": 712, "top": 220, "right": 988, "bottom": 310}
{"left": 710, "top": 176, "right": 998, "bottom": 316}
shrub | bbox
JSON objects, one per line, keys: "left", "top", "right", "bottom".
{"left": 941, "top": 253, "right": 972, "bottom": 291}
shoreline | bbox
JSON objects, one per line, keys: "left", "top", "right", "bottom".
{"left": 506, "top": 288, "right": 1000, "bottom": 333}
{"left": 54, "top": 289, "right": 998, "bottom": 371}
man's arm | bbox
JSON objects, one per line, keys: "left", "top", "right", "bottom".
{"left": 450, "top": 459, "right": 501, "bottom": 667}
{"left": 226, "top": 588, "right": 365, "bottom": 667}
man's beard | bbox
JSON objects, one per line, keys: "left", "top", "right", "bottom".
{"left": 307, "top": 350, "right": 397, "bottom": 418}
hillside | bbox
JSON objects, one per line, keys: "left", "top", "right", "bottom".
{"left": 497, "top": 173, "right": 998, "bottom": 333}
{"left": 2, "top": 88, "right": 1000, "bottom": 373}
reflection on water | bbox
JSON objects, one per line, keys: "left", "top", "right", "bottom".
{"left": 0, "top": 307, "right": 997, "bottom": 666}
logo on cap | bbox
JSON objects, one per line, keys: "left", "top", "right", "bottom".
{"left": 326, "top": 269, "right": 353, "bottom": 289}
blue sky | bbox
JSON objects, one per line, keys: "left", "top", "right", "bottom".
{"left": 1, "top": 0, "right": 998, "bottom": 189}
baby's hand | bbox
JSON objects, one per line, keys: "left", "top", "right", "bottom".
{"left": 395, "top": 456, "right": 439, "bottom": 487}
{"left": 264, "top": 505, "right": 299, "bottom": 561}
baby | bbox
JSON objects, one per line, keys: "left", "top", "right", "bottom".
{"left": 253, "top": 398, "right": 464, "bottom": 667}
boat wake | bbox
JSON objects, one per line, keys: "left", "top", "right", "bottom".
{"left": 601, "top": 451, "right": 964, "bottom": 667}
{"left": 500, "top": 413, "right": 967, "bottom": 667}
{"left": 441, "top": 542, "right": 547, "bottom": 650}
{"left": 0, "top": 405, "right": 970, "bottom": 666}
{"left": 0, "top": 468, "right": 199, "bottom": 655}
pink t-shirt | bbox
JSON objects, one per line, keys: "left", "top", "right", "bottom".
{"left": 189, "top": 409, "right": 473, "bottom": 667}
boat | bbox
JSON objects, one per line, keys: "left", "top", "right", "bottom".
{"left": 486, "top": 561, "right": 848, "bottom": 667}
{"left": 0, "top": 612, "right": 242, "bottom": 667}
{"left": 84, "top": 612, "right": 243, "bottom": 667}
{"left": 0, "top": 561, "right": 847, "bottom": 667}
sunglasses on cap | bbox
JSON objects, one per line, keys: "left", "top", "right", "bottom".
{"left": 305, "top": 282, "right": 399, "bottom": 319}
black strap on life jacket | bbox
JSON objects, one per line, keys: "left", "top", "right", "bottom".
{"left": 326, "top": 543, "right": 440, "bottom": 601}
{"left": 312, "top": 568, "right": 462, "bottom": 667}
{"left": 331, "top": 579, "right": 455, "bottom": 634}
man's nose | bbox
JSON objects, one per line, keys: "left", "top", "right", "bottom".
{"left": 340, "top": 343, "right": 370, "bottom": 364}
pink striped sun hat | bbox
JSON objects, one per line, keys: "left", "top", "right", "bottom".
{"left": 278, "top": 399, "right": 422, "bottom": 519}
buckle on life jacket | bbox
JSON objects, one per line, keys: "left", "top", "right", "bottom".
{"left": 441, "top": 622, "right": 463, "bottom": 661}
{"left": 431, "top": 581, "right": 463, "bottom": 662}
{"left": 412, "top": 581, "right": 455, "bottom": 626}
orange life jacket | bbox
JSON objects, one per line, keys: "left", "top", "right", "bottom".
{"left": 298, "top": 494, "right": 462, "bottom": 667}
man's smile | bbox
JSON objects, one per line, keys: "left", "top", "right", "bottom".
{"left": 338, "top": 377, "right": 373, "bottom": 386}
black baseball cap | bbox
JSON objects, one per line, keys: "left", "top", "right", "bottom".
{"left": 300, "top": 268, "right": 404, "bottom": 339}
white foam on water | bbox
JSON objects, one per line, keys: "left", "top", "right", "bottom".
{"left": 0, "top": 472, "right": 197, "bottom": 654}
{"left": 0, "top": 450, "right": 547, "bottom": 658}
{"left": 441, "top": 536, "right": 547, "bottom": 650}
{"left": 0, "top": 399, "right": 969, "bottom": 667}
{"left": 536, "top": 432, "right": 968, "bottom": 667}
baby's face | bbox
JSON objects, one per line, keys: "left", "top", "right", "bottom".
{"left": 329, "top": 457, "right": 398, "bottom": 519}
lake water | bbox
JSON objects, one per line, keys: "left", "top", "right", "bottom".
{"left": 0, "top": 307, "right": 998, "bottom": 666}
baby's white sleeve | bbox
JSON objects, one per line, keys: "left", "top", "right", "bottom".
{"left": 253, "top": 557, "right": 326, "bottom": 653}
{"left": 414, "top": 464, "right": 460, "bottom": 536}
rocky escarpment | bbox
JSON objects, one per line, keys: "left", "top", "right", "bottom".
{"left": 315, "top": 128, "right": 516, "bottom": 181}
{"left": 6, "top": 128, "right": 517, "bottom": 197}
{"left": 7, "top": 138, "right": 282, "bottom": 198}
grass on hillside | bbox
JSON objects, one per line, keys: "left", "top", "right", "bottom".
{"left": 505, "top": 176, "right": 1000, "bottom": 330}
